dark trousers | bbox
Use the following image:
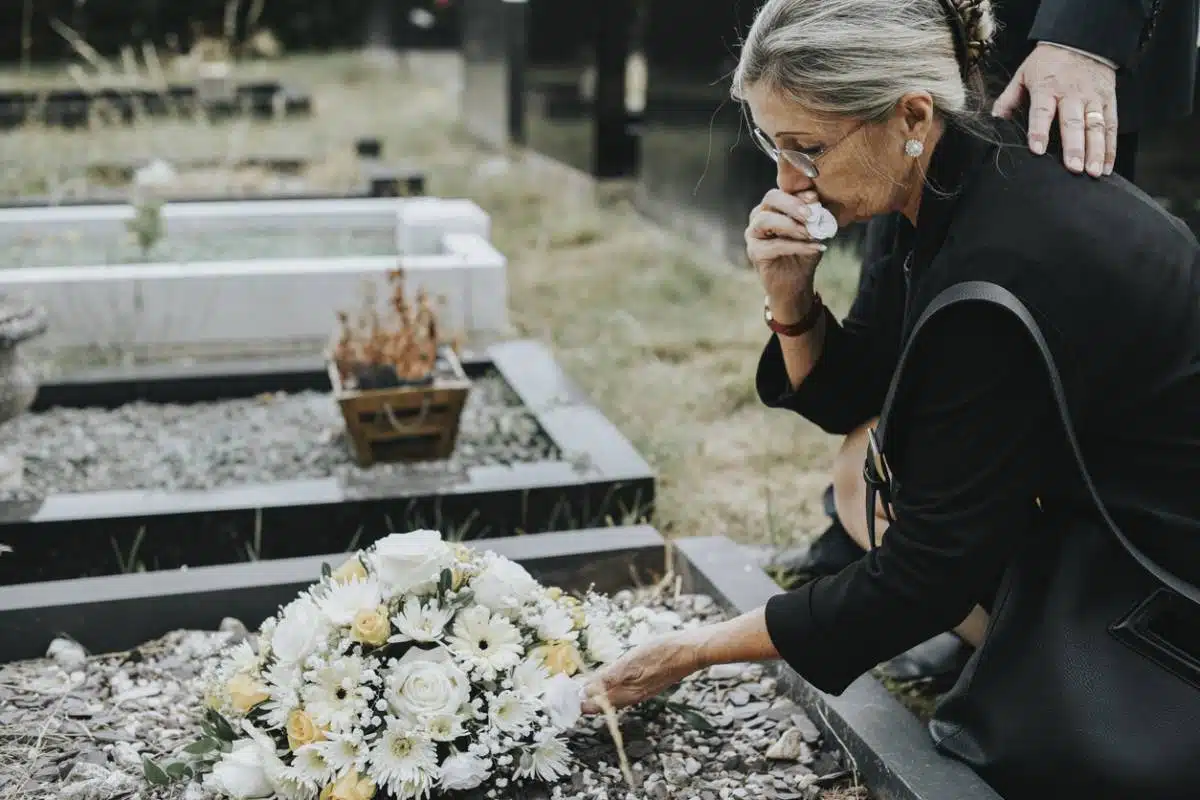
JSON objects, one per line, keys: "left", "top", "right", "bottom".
{"left": 856, "top": 133, "right": 1141, "bottom": 293}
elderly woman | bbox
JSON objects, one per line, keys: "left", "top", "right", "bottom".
{"left": 581, "top": 0, "right": 1200, "bottom": 796}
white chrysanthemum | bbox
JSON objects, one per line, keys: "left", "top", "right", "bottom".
{"left": 269, "top": 769, "right": 316, "bottom": 800}
{"left": 625, "top": 620, "right": 655, "bottom": 648}
{"left": 259, "top": 661, "right": 303, "bottom": 729}
{"left": 446, "top": 606, "right": 523, "bottom": 674}
{"left": 583, "top": 621, "right": 625, "bottom": 665}
{"left": 515, "top": 736, "right": 572, "bottom": 782}
{"left": 367, "top": 719, "right": 438, "bottom": 798}
{"left": 438, "top": 751, "right": 492, "bottom": 792}
{"left": 288, "top": 744, "right": 336, "bottom": 788}
{"left": 318, "top": 576, "right": 383, "bottom": 626}
{"left": 541, "top": 673, "right": 584, "bottom": 730}
{"left": 271, "top": 595, "right": 329, "bottom": 666}
{"left": 311, "top": 732, "right": 368, "bottom": 776}
{"left": 388, "top": 596, "right": 454, "bottom": 644}
{"left": 535, "top": 605, "right": 576, "bottom": 642}
{"left": 226, "top": 641, "right": 260, "bottom": 674}
{"left": 469, "top": 554, "right": 539, "bottom": 613}
{"left": 302, "top": 655, "right": 370, "bottom": 731}
{"left": 425, "top": 712, "right": 468, "bottom": 742}
{"left": 487, "top": 690, "right": 538, "bottom": 734}
{"left": 510, "top": 657, "right": 552, "bottom": 697}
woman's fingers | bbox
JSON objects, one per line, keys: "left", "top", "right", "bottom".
{"left": 748, "top": 235, "right": 826, "bottom": 262}
{"left": 748, "top": 209, "right": 811, "bottom": 242}
{"left": 758, "top": 188, "right": 819, "bottom": 223}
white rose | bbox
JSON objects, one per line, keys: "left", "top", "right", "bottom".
{"left": 386, "top": 646, "right": 470, "bottom": 719}
{"left": 470, "top": 556, "right": 539, "bottom": 613}
{"left": 805, "top": 202, "right": 838, "bottom": 240}
{"left": 370, "top": 530, "right": 454, "bottom": 594}
{"left": 270, "top": 596, "right": 327, "bottom": 666}
{"left": 207, "top": 739, "right": 274, "bottom": 799}
{"left": 439, "top": 751, "right": 492, "bottom": 791}
{"left": 542, "top": 673, "right": 584, "bottom": 730}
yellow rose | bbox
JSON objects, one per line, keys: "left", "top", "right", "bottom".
{"left": 544, "top": 587, "right": 563, "bottom": 601}
{"left": 226, "top": 673, "right": 269, "bottom": 713}
{"left": 351, "top": 606, "right": 391, "bottom": 647}
{"left": 570, "top": 607, "right": 587, "bottom": 630}
{"left": 331, "top": 557, "right": 368, "bottom": 584}
{"left": 286, "top": 709, "right": 326, "bottom": 752}
{"left": 450, "top": 567, "right": 467, "bottom": 591}
{"left": 453, "top": 543, "right": 472, "bottom": 561}
{"left": 320, "top": 770, "right": 376, "bottom": 800}
{"left": 534, "top": 640, "right": 583, "bottom": 676}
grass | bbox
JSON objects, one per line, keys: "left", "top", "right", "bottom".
{"left": 0, "top": 49, "right": 861, "bottom": 556}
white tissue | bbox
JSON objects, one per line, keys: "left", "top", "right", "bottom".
{"left": 805, "top": 202, "right": 838, "bottom": 241}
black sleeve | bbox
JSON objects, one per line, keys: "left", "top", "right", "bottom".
{"left": 762, "top": 301, "right": 1056, "bottom": 694}
{"left": 755, "top": 254, "right": 905, "bottom": 436}
{"left": 1030, "top": 0, "right": 1155, "bottom": 69}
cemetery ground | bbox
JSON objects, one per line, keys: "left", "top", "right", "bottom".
{"left": 0, "top": 50, "right": 863, "bottom": 558}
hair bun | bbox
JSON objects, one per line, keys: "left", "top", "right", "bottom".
{"left": 949, "top": 0, "right": 996, "bottom": 71}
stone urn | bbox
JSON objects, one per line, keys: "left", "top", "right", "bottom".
{"left": 0, "top": 295, "right": 48, "bottom": 426}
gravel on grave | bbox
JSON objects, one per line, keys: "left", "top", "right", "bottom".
{"left": 0, "top": 371, "right": 561, "bottom": 500}
{"left": 0, "top": 593, "right": 867, "bottom": 800}
{"left": 1, "top": 225, "right": 397, "bottom": 268}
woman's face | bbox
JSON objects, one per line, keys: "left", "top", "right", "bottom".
{"left": 744, "top": 83, "right": 929, "bottom": 226}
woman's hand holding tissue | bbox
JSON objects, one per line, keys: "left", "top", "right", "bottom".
{"left": 745, "top": 188, "right": 836, "bottom": 325}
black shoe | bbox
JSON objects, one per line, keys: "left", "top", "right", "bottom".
{"left": 877, "top": 632, "right": 973, "bottom": 689}
{"left": 772, "top": 486, "right": 863, "bottom": 581}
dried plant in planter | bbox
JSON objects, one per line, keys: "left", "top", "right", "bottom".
{"left": 329, "top": 271, "right": 471, "bottom": 466}
{"left": 333, "top": 269, "right": 446, "bottom": 391}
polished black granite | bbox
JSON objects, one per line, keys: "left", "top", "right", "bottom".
{"left": 460, "top": 0, "right": 639, "bottom": 177}
{"left": 0, "top": 341, "right": 654, "bottom": 585}
{"left": 631, "top": 0, "right": 784, "bottom": 267}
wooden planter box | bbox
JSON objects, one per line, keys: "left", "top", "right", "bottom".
{"left": 328, "top": 344, "right": 472, "bottom": 466}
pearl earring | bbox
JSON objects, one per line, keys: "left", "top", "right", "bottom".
{"left": 904, "top": 139, "right": 924, "bottom": 158}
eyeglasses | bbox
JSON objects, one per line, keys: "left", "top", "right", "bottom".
{"left": 751, "top": 120, "right": 869, "bottom": 179}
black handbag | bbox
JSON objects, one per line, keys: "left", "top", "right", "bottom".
{"left": 863, "top": 280, "right": 1200, "bottom": 799}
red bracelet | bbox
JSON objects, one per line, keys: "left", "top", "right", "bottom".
{"left": 764, "top": 293, "right": 824, "bottom": 337}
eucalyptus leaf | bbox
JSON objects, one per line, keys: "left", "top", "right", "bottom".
{"left": 183, "top": 738, "right": 219, "bottom": 755}
{"left": 164, "top": 762, "right": 192, "bottom": 780}
{"left": 206, "top": 709, "right": 237, "bottom": 741}
{"left": 142, "top": 757, "right": 171, "bottom": 786}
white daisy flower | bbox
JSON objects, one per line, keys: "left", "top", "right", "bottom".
{"left": 302, "top": 655, "right": 370, "bottom": 731}
{"left": 446, "top": 606, "right": 524, "bottom": 674}
{"left": 487, "top": 690, "right": 538, "bottom": 734}
{"left": 534, "top": 605, "right": 576, "bottom": 642}
{"left": 426, "top": 712, "right": 468, "bottom": 742}
{"left": 259, "top": 661, "right": 303, "bottom": 729}
{"left": 318, "top": 576, "right": 383, "bottom": 627}
{"left": 226, "top": 641, "right": 260, "bottom": 674}
{"left": 515, "top": 736, "right": 572, "bottom": 782}
{"left": 312, "top": 732, "right": 368, "bottom": 776}
{"left": 510, "top": 657, "right": 552, "bottom": 697}
{"left": 367, "top": 718, "right": 438, "bottom": 798}
{"left": 269, "top": 769, "right": 316, "bottom": 800}
{"left": 288, "top": 743, "right": 336, "bottom": 788}
{"left": 388, "top": 596, "right": 454, "bottom": 644}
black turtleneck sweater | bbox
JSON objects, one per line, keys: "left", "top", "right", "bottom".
{"left": 756, "top": 123, "right": 1200, "bottom": 695}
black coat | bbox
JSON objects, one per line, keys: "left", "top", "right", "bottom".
{"left": 757, "top": 119, "right": 1200, "bottom": 708}
{"left": 987, "top": 0, "right": 1199, "bottom": 131}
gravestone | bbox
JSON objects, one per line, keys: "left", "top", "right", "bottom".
{"left": 460, "top": 0, "right": 639, "bottom": 178}
{"left": 0, "top": 295, "right": 47, "bottom": 490}
{"left": 631, "top": 0, "right": 778, "bottom": 267}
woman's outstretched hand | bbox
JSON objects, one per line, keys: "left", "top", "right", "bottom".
{"left": 580, "top": 633, "right": 703, "bottom": 714}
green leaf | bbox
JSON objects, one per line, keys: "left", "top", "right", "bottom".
{"left": 142, "top": 757, "right": 171, "bottom": 786}
{"left": 453, "top": 589, "right": 474, "bottom": 607}
{"left": 321, "top": 562, "right": 333, "bottom": 579}
{"left": 164, "top": 762, "right": 193, "bottom": 780}
{"left": 183, "top": 738, "right": 219, "bottom": 755}
{"left": 205, "top": 709, "right": 237, "bottom": 741}
{"left": 438, "top": 568, "right": 453, "bottom": 595}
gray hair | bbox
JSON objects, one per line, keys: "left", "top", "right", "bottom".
{"left": 732, "top": 0, "right": 997, "bottom": 135}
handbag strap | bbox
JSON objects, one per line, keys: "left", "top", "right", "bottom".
{"left": 865, "top": 279, "right": 1200, "bottom": 606}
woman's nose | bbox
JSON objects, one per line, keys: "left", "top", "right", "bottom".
{"left": 777, "top": 161, "right": 815, "bottom": 195}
